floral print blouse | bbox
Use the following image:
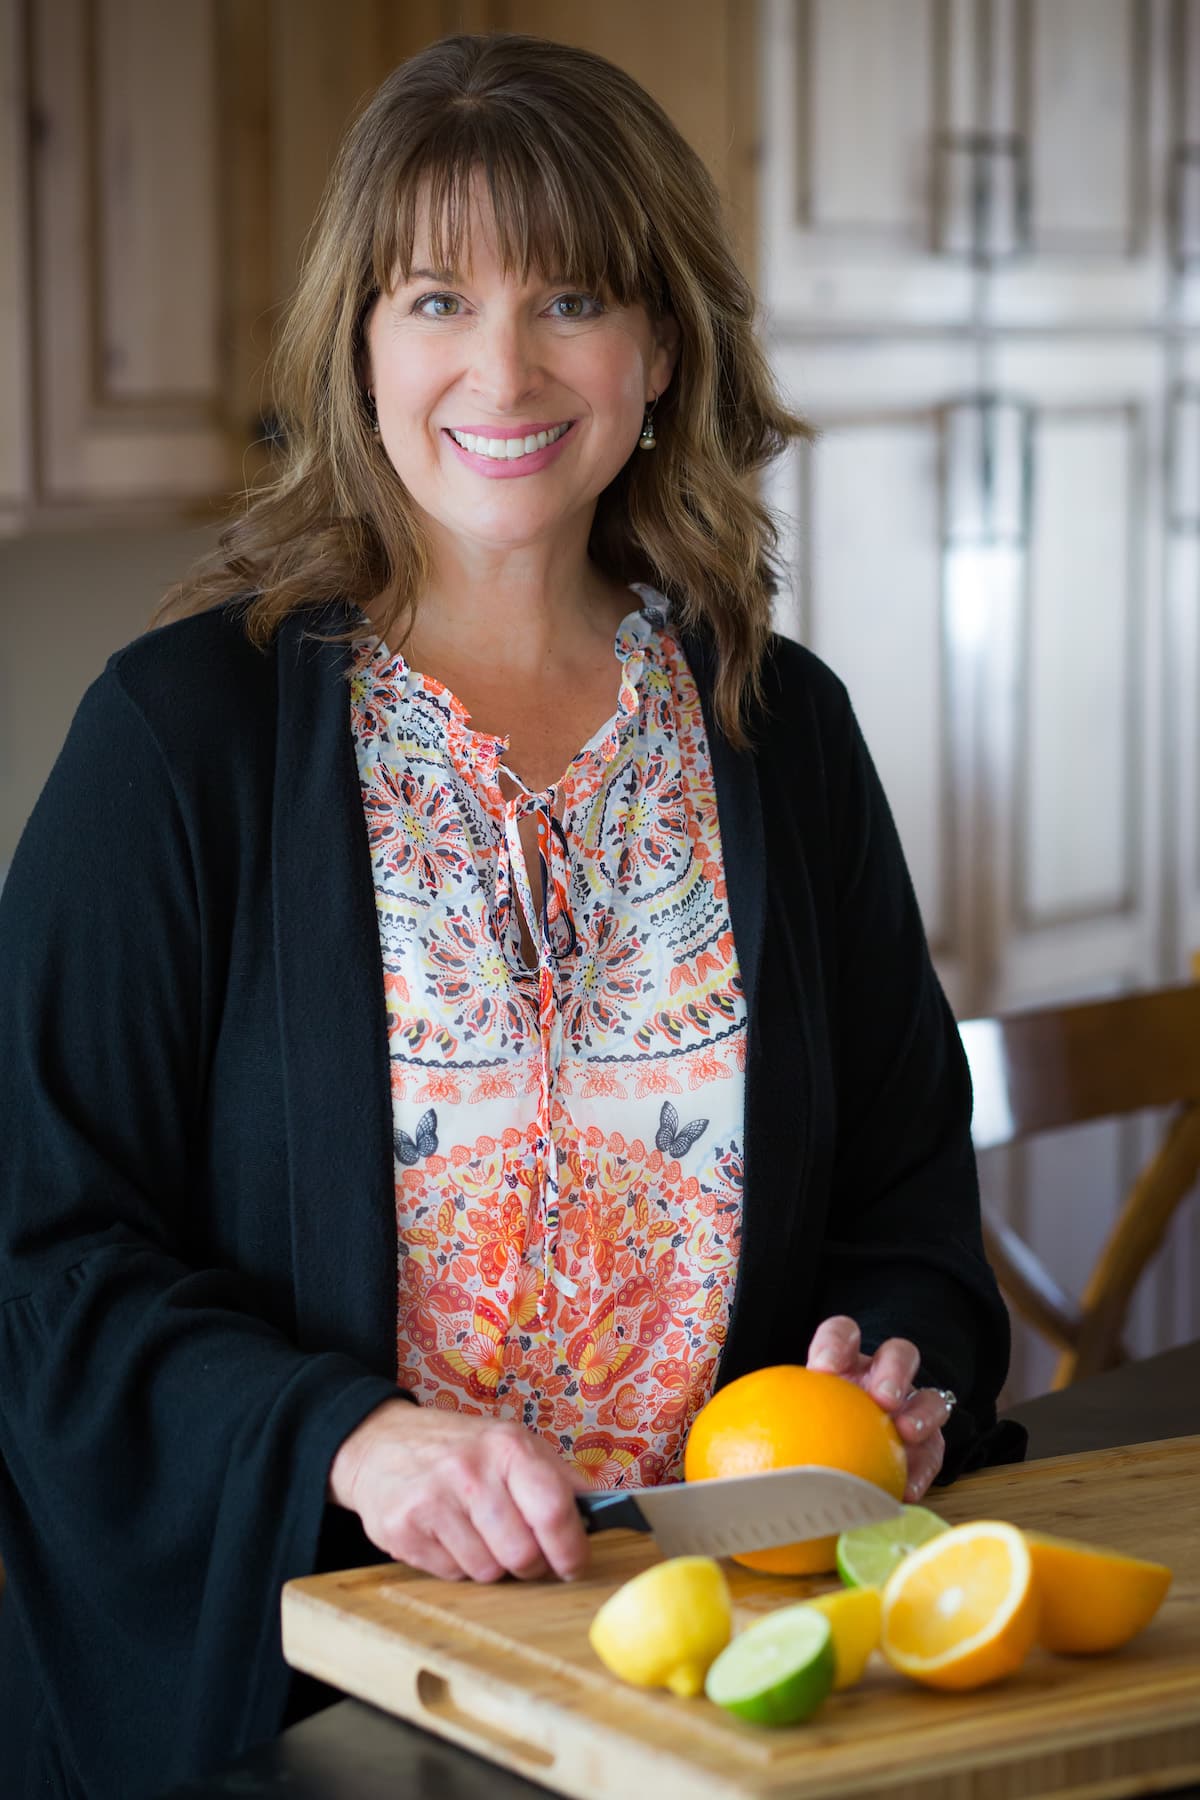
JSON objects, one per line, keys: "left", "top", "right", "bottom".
{"left": 348, "top": 589, "right": 746, "bottom": 1487}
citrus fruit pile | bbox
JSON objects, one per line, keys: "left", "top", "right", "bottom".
{"left": 587, "top": 1363, "right": 1174, "bottom": 1726}
{"left": 589, "top": 1515, "right": 1173, "bottom": 1724}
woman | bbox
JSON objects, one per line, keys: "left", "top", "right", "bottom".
{"left": 0, "top": 33, "right": 1024, "bottom": 1799}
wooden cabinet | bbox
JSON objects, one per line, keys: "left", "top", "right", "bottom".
{"left": 25, "top": 0, "right": 231, "bottom": 510}
{"left": 759, "top": 0, "right": 1200, "bottom": 1392}
{"left": 762, "top": 0, "right": 1173, "bottom": 330}
{"left": 0, "top": 0, "right": 757, "bottom": 528}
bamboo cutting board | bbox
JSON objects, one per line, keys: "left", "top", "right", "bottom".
{"left": 282, "top": 1437, "right": 1200, "bottom": 1800}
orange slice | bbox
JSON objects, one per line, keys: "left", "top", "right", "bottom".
{"left": 881, "top": 1520, "right": 1038, "bottom": 1690}
{"left": 1024, "top": 1531, "right": 1172, "bottom": 1654}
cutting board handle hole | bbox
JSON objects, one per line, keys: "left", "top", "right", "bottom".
{"left": 414, "top": 1668, "right": 556, "bottom": 1769}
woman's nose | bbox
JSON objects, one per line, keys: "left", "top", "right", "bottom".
{"left": 468, "top": 317, "right": 542, "bottom": 411}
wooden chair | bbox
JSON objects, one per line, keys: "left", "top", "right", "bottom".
{"left": 959, "top": 980, "right": 1200, "bottom": 1389}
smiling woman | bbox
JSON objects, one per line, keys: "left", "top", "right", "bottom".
{"left": 159, "top": 30, "right": 800, "bottom": 744}
{"left": 0, "top": 30, "right": 1023, "bottom": 1800}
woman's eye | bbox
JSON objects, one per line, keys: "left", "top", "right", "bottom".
{"left": 415, "top": 293, "right": 463, "bottom": 318}
{"left": 549, "top": 294, "right": 600, "bottom": 320}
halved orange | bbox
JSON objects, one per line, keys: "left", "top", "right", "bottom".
{"left": 1024, "top": 1531, "right": 1172, "bottom": 1654}
{"left": 881, "top": 1520, "right": 1038, "bottom": 1690}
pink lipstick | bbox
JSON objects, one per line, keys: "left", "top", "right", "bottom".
{"left": 442, "top": 421, "right": 576, "bottom": 479}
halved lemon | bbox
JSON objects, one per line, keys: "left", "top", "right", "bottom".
{"left": 588, "top": 1556, "right": 732, "bottom": 1697}
{"left": 1024, "top": 1531, "right": 1171, "bottom": 1654}
{"left": 881, "top": 1519, "right": 1038, "bottom": 1690}
{"left": 796, "top": 1586, "right": 882, "bottom": 1690}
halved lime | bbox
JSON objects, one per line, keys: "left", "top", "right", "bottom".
{"left": 836, "top": 1504, "right": 949, "bottom": 1589}
{"left": 704, "top": 1607, "right": 835, "bottom": 1725}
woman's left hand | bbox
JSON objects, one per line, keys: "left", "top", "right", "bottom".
{"left": 805, "top": 1315, "right": 955, "bottom": 1502}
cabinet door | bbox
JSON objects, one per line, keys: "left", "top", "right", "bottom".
{"left": 764, "top": 338, "right": 982, "bottom": 1015}
{"left": 761, "top": 0, "right": 978, "bottom": 327}
{"left": 30, "top": 0, "right": 236, "bottom": 502}
{"left": 981, "top": 337, "right": 1166, "bottom": 1007}
{"left": 981, "top": 0, "right": 1168, "bottom": 327}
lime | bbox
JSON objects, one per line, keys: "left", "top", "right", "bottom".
{"left": 836, "top": 1504, "right": 949, "bottom": 1589}
{"left": 588, "top": 1556, "right": 732, "bottom": 1697}
{"left": 797, "top": 1584, "right": 882, "bottom": 1689}
{"left": 704, "top": 1606, "right": 835, "bottom": 1725}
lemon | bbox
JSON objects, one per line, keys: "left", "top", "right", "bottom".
{"left": 705, "top": 1606, "right": 835, "bottom": 1725}
{"left": 836, "top": 1504, "right": 949, "bottom": 1589}
{"left": 796, "top": 1585, "right": 882, "bottom": 1689}
{"left": 588, "top": 1556, "right": 732, "bottom": 1697}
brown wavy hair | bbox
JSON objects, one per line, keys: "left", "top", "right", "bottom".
{"left": 158, "top": 32, "right": 811, "bottom": 745}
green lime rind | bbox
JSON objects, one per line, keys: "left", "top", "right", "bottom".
{"left": 836, "top": 1504, "right": 950, "bottom": 1589}
{"left": 704, "top": 1607, "right": 835, "bottom": 1726}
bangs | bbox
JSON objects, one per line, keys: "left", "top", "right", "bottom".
{"left": 371, "top": 108, "right": 660, "bottom": 307}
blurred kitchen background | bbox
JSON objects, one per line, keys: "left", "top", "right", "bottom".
{"left": 2, "top": 0, "right": 1198, "bottom": 1403}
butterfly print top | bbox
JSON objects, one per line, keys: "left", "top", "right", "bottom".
{"left": 349, "top": 590, "right": 747, "bottom": 1487}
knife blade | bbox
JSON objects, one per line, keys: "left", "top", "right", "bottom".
{"left": 574, "top": 1464, "right": 903, "bottom": 1560}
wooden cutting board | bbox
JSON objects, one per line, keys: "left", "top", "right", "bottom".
{"left": 282, "top": 1436, "right": 1200, "bottom": 1800}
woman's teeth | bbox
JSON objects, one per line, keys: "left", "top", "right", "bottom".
{"left": 448, "top": 423, "right": 571, "bottom": 460}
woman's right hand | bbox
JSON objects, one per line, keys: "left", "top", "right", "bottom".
{"left": 326, "top": 1399, "right": 592, "bottom": 1583}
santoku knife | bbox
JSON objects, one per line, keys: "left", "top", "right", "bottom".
{"left": 575, "top": 1464, "right": 904, "bottom": 1559}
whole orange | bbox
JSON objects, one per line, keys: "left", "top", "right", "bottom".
{"left": 684, "top": 1365, "right": 907, "bottom": 1574}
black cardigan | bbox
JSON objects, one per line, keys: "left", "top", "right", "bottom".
{"left": 0, "top": 603, "right": 1023, "bottom": 1798}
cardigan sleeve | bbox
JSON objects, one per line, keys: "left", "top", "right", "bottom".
{"left": 0, "top": 670, "right": 399, "bottom": 1799}
{"left": 805, "top": 676, "right": 1026, "bottom": 1482}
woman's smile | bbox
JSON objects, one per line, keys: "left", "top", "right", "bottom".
{"left": 443, "top": 419, "right": 577, "bottom": 478}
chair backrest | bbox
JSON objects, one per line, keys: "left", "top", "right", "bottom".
{"left": 958, "top": 982, "right": 1200, "bottom": 1389}
{"left": 961, "top": 983, "right": 1200, "bottom": 1151}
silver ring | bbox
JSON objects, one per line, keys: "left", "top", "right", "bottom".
{"left": 904, "top": 1386, "right": 957, "bottom": 1413}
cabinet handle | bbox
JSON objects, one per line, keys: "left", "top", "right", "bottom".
{"left": 943, "top": 397, "right": 1033, "bottom": 549}
{"left": 1168, "top": 144, "right": 1200, "bottom": 269}
{"left": 935, "top": 131, "right": 1030, "bottom": 264}
{"left": 1168, "top": 386, "right": 1200, "bottom": 533}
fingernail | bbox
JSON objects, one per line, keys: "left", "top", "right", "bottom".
{"left": 810, "top": 1355, "right": 839, "bottom": 1372}
{"left": 878, "top": 1382, "right": 904, "bottom": 1403}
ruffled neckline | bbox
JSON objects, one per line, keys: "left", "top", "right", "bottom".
{"left": 352, "top": 585, "right": 669, "bottom": 808}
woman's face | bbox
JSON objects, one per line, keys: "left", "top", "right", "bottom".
{"left": 363, "top": 197, "right": 678, "bottom": 559}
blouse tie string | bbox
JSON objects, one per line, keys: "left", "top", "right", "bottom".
{"left": 499, "top": 769, "right": 579, "bottom": 1310}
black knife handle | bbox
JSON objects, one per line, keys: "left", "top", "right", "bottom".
{"left": 575, "top": 1492, "right": 650, "bottom": 1535}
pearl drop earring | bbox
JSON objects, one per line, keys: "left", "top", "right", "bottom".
{"left": 639, "top": 398, "right": 658, "bottom": 451}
